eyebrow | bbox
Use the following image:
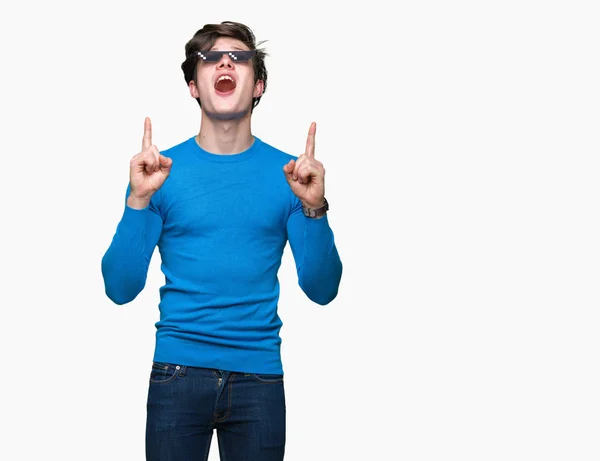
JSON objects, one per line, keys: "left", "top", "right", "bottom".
{"left": 210, "top": 45, "right": 247, "bottom": 51}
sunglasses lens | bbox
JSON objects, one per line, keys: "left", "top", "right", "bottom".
{"left": 197, "top": 51, "right": 219, "bottom": 62}
{"left": 229, "top": 51, "right": 254, "bottom": 62}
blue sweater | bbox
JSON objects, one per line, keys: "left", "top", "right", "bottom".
{"left": 101, "top": 136, "right": 342, "bottom": 375}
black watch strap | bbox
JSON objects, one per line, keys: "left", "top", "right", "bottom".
{"left": 302, "top": 198, "right": 329, "bottom": 218}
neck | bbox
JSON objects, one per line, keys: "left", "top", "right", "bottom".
{"left": 196, "top": 108, "right": 254, "bottom": 154}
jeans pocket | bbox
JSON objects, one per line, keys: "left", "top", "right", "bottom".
{"left": 149, "top": 362, "right": 182, "bottom": 384}
{"left": 251, "top": 373, "right": 284, "bottom": 384}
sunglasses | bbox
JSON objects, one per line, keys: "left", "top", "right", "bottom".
{"left": 196, "top": 50, "right": 256, "bottom": 63}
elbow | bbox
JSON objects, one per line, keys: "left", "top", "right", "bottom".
{"left": 308, "top": 287, "right": 339, "bottom": 306}
{"left": 104, "top": 281, "right": 141, "bottom": 305}
{"left": 101, "top": 261, "right": 143, "bottom": 306}
{"left": 300, "top": 268, "right": 342, "bottom": 306}
{"left": 303, "top": 262, "right": 342, "bottom": 305}
{"left": 105, "top": 288, "right": 136, "bottom": 306}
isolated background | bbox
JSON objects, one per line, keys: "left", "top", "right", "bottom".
{"left": 1, "top": 0, "right": 599, "bottom": 460}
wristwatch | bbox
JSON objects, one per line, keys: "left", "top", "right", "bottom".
{"left": 302, "top": 198, "right": 329, "bottom": 218}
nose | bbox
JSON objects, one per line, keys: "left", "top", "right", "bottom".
{"left": 217, "top": 53, "right": 235, "bottom": 69}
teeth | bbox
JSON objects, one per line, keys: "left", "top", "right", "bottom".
{"left": 217, "top": 75, "right": 234, "bottom": 83}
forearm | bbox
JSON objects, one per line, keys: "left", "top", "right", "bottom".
{"left": 293, "top": 215, "right": 343, "bottom": 305}
{"left": 101, "top": 205, "right": 162, "bottom": 305}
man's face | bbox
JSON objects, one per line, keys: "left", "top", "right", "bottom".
{"left": 190, "top": 37, "right": 263, "bottom": 119}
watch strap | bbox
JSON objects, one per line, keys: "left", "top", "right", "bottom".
{"left": 302, "top": 197, "right": 329, "bottom": 218}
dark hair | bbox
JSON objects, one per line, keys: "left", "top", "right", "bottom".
{"left": 181, "top": 21, "right": 268, "bottom": 111}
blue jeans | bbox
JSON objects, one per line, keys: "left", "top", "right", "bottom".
{"left": 145, "top": 362, "right": 286, "bottom": 461}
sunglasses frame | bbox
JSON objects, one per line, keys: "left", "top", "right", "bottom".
{"left": 196, "top": 50, "right": 256, "bottom": 63}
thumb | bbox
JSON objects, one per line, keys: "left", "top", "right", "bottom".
{"left": 159, "top": 155, "right": 173, "bottom": 172}
{"left": 283, "top": 159, "right": 295, "bottom": 183}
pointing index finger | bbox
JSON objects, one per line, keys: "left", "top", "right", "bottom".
{"left": 305, "top": 121, "right": 316, "bottom": 158}
{"left": 142, "top": 117, "right": 152, "bottom": 151}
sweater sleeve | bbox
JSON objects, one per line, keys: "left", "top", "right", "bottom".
{"left": 101, "top": 186, "right": 163, "bottom": 305}
{"left": 286, "top": 198, "right": 343, "bottom": 305}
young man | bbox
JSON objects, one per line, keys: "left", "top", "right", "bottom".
{"left": 101, "top": 21, "right": 343, "bottom": 461}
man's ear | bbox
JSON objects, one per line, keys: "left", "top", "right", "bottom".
{"left": 189, "top": 80, "right": 199, "bottom": 99}
{"left": 253, "top": 80, "right": 264, "bottom": 99}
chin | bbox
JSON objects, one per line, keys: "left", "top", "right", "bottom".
{"left": 204, "top": 99, "right": 252, "bottom": 120}
{"left": 204, "top": 105, "right": 250, "bottom": 121}
{"left": 206, "top": 110, "right": 249, "bottom": 121}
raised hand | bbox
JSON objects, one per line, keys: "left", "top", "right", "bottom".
{"left": 128, "top": 117, "right": 173, "bottom": 209}
{"left": 283, "top": 122, "right": 326, "bottom": 209}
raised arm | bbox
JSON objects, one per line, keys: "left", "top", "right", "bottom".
{"left": 101, "top": 117, "right": 173, "bottom": 305}
{"left": 283, "top": 122, "right": 342, "bottom": 305}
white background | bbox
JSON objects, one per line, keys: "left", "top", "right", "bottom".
{"left": 1, "top": 0, "right": 599, "bottom": 460}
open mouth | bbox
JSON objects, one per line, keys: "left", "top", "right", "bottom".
{"left": 214, "top": 75, "right": 236, "bottom": 95}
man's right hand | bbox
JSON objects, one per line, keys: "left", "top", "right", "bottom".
{"left": 128, "top": 117, "right": 173, "bottom": 209}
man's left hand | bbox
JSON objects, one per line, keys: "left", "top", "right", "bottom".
{"left": 283, "top": 122, "right": 326, "bottom": 209}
